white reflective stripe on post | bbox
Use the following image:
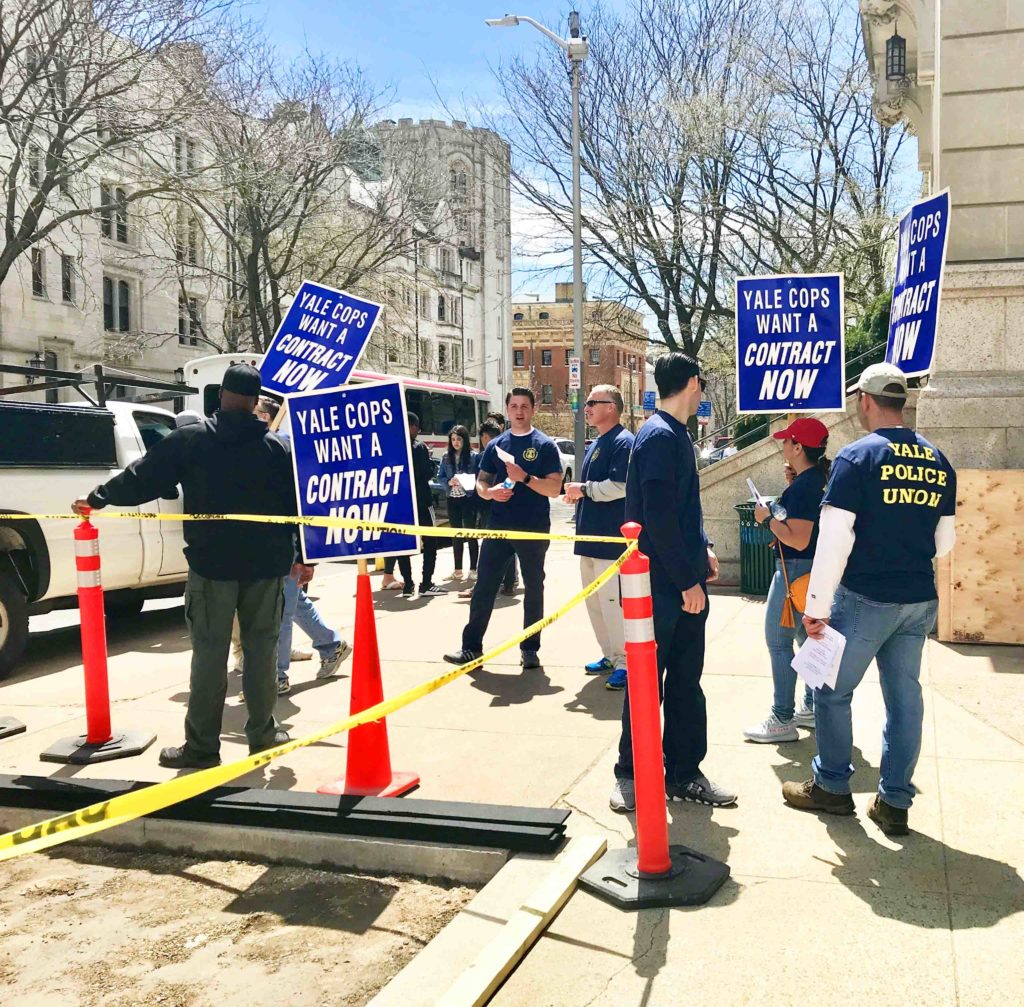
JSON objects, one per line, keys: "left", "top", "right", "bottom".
{"left": 620, "top": 572, "right": 650, "bottom": 598}
{"left": 624, "top": 617, "right": 655, "bottom": 644}
{"left": 77, "top": 570, "right": 102, "bottom": 589}
{"left": 75, "top": 539, "right": 100, "bottom": 558}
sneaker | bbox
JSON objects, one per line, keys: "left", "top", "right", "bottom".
{"left": 420, "top": 584, "right": 446, "bottom": 596}
{"left": 743, "top": 712, "right": 799, "bottom": 743}
{"left": 500, "top": 584, "right": 515, "bottom": 597}
{"left": 290, "top": 648, "right": 313, "bottom": 662}
{"left": 782, "top": 779, "right": 855, "bottom": 816}
{"left": 585, "top": 657, "right": 614, "bottom": 675}
{"left": 867, "top": 794, "right": 909, "bottom": 836}
{"left": 250, "top": 729, "right": 290, "bottom": 755}
{"left": 605, "top": 668, "right": 627, "bottom": 691}
{"left": 402, "top": 584, "right": 414, "bottom": 597}
{"left": 444, "top": 647, "right": 483, "bottom": 666}
{"left": 609, "top": 778, "right": 636, "bottom": 813}
{"left": 316, "top": 641, "right": 352, "bottom": 680}
{"left": 668, "top": 774, "right": 738, "bottom": 807}
{"left": 793, "top": 701, "right": 816, "bottom": 729}
{"left": 277, "top": 676, "right": 291, "bottom": 696}
{"left": 158, "top": 745, "right": 220, "bottom": 769}
{"left": 521, "top": 651, "right": 541, "bottom": 670}
{"left": 458, "top": 586, "right": 475, "bottom": 599}
{"left": 467, "top": 569, "right": 477, "bottom": 581}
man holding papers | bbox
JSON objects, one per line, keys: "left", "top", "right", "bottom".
{"left": 782, "top": 364, "right": 957, "bottom": 836}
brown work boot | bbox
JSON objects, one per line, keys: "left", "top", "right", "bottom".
{"left": 782, "top": 779, "right": 855, "bottom": 816}
{"left": 867, "top": 794, "right": 909, "bottom": 836}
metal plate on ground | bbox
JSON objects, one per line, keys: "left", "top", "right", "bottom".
{"left": 39, "top": 731, "right": 156, "bottom": 765}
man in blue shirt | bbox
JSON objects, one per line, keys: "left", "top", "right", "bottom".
{"left": 782, "top": 363, "right": 957, "bottom": 836}
{"left": 444, "top": 388, "right": 563, "bottom": 670}
{"left": 610, "top": 353, "right": 736, "bottom": 813}
{"left": 563, "top": 385, "right": 634, "bottom": 690}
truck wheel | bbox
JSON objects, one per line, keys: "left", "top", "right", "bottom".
{"left": 0, "top": 570, "right": 29, "bottom": 680}
{"left": 105, "top": 593, "right": 145, "bottom": 620}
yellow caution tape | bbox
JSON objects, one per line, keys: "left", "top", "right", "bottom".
{"left": 0, "top": 542, "right": 636, "bottom": 863}
{"left": 0, "top": 511, "right": 627, "bottom": 546}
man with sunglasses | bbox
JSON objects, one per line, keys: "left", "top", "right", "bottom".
{"left": 563, "top": 385, "right": 634, "bottom": 690}
{"left": 610, "top": 352, "right": 735, "bottom": 813}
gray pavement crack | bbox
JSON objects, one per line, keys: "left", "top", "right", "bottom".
{"left": 578, "top": 908, "right": 666, "bottom": 1007}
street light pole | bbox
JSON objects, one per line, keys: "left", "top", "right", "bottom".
{"left": 486, "top": 11, "right": 588, "bottom": 461}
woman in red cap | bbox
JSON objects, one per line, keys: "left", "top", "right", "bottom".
{"left": 743, "top": 417, "right": 830, "bottom": 743}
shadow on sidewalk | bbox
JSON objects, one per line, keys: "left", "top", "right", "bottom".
{"left": 467, "top": 665, "right": 564, "bottom": 707}
{"left": 562, "top": 676, "right": 626, "bottom": 721}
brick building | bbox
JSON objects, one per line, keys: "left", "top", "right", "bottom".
{"left": 511, "top": 283, "right": 648, "bottom": 438}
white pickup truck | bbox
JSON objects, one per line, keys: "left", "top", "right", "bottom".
{"left": 0, "top": 399, "right": 189, "bottom": 677}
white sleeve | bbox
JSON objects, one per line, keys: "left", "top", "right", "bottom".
{"left": 805, "top": 505, "right": 857, "bottom": 620}
{"left": 587, "top": 479, "right": 626, "bottom": 503}
{"left": 934, "top": 514, "right": 956, "bottom": 559}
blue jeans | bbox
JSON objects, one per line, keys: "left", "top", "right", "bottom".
{"left": 276, "top": 575, "right": 341, "bottom": 679}
{"left": 765, "top": 559, "right": 815, "bottom": 721}
{"left": 812, "top": 585, "right": 938, "bottom": 809}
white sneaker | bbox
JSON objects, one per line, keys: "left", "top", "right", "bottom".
{"left": 743, "top": 713, "right": 799, "bottom": 743}
{"left": 793, "top": 702, "right": 815, "bottom": 729}
{"left": 609, "top": 778, "right": 636, "bottom": 812}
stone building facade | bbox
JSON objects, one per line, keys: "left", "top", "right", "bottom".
{"left": 511, "top": 283, "right": 648, "bottom": 438}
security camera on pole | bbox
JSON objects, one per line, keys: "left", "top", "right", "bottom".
{"left": 486, "top": 11, "right": 589, "bottom": 463}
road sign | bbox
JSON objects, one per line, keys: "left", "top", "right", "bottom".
{"left": 259, "top": 280, "right": 381, "bottom": 396}
{"left": 643, "top": 390, "right": 656, "bottom": 413}
{"left": 697, "top": 399, "right": 711, "bottom": 425}
{"left": 569, "top": 389, "right": 580, "bottom": 413}
{"left": 886, "top": 189, "right": 950, "bottom": 378}
{"left": 288, "top": 379, "right": 419, "bottom": 562}
{"left": 569, "top": 356, "right": 581, "bottom": 390}
{"left": 735, "top": 273, "right": 845, "bottom": 414}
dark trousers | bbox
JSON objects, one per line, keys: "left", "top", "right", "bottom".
{"left": 462, "top": 537, "right": 549, "bottom": 654}
{"left": 615, "top": 586, "right": 709, "bottom": 785}
{"left": 475, "top": 500, "right": 515, "bottom": 589}
{"left": 182, "top": 570, "right": 285, "bottom": 758}
{"left": 385, "top": 507, "right": 437, "bottom": 589}
{"left": 447, "top": 496, "right": 479, "bottom": 571}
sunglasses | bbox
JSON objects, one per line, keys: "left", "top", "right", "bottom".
{"left": 584, "top": 399, "right": 614, "bottom": 408}
{"left": 698, "top": 376, "right": 707, "bottom": 392}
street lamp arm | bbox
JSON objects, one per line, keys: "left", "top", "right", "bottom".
{"left": 485, "top": 13, "right": 571, "bottom": 52}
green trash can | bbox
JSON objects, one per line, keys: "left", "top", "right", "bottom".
{"left": 734, "top": 501, "right": 777, "bottom": 596}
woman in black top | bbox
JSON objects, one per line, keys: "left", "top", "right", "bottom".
{"left": 437, "top": 424, "right": 479, "bottom": 580}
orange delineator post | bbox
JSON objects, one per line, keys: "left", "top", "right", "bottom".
{"left": 317, "top": 567, "right": 419, "bottom": 798}
{"left": 39, "top": 511, "right": 155, "bottom": 765}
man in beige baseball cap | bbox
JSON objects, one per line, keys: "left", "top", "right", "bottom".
{"left": 846, "top": 361, "right": 909, "bottom": 399}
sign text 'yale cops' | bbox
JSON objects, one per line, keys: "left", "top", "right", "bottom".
{"left": 259, "top": 280, "right": 382, "bottom": 396}
{"left": 735, "top": 274, "right": 845, "bottom": 414}
{"left": 288, "top": 380, "right": 418, "bottom": 562}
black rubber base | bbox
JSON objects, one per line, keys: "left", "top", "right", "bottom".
{"left": 0, "top": 717, "right": 27, "bottom": 741}
{"left": 579, "top": 844, "right": 730, "bottom": 909}
{"left": 39, "top": 730, "right": 156, "bottom": 765}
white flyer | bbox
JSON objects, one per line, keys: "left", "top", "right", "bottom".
{"left": 495, "top": 445, "right": 515, "bottom": 465}
{"left": 746, "top": 477, "right": 767, "bottom": 506}
{"left": 455, "top": 472, "right": 476, "bottom": 491}
{"left": 791, "top": 625, "right": 846, "bottom": 691}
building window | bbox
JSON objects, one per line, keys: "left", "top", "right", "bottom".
{"left": 449, "top": 163, "right": 469, "bottom": 199}
{"left": 403, "top": 284, "right": 412, "bottom": 307}
{"left": 539, "top": 311, "right": 549, "bottom": 320}
{"left": 541, "top": 349, "right": 552, "bottom": 367}
{"left": 174, "top": 135, "right": 197, "bottom": 173}
{"left": 44, "top": 350, "right": 59, "bottom": 404}
{"left": 452, "top": 298, "right": 460, "bottom": 325}
{"left": 28, "top": 143, "right": 43, "bottom": 187}
{"left": 514, "top": 349, "right": 525, "bottom": 367}
{"left": 564, "top": 348, "right": 572, "bottom": 365}
{"left": 100, "top": 183, "right": 112, "bottom": 238}
{"left": 61, "top": 254, "right": 75, "bottom": 303}
{"left": 542, "top": 384, "right": 553, "bottom": 404}
{"left": 31, "top": 248, "right": 46, "bottom": 297}
{"left": 438, "top": 342, "right": 447, "bottom": 371}
{"left": 439, "top": 247, "right": 454, "bottom": 273}
{"left": 590, "top": 347, "right": 600, "bottom": 365}
{"left": 115, "top": 187, "right": 128, "bottom": 243}
{"left": 420, "top": 338, "right": 430, "bottom": 368}
{"left": 453, "top": 344, "right": 460, "bottom": 372}
{"left": 513, "top": 312, "right": 524, "bottom": 321}
{"left": 467, "top": 337, "right": 474, "bottom": 360}
{"left": 437, "top": 295, "right": 446, "bottom": 322}
{"left": 616, "top": 349, "right": 621, "bottom": 365}
{"left": 103, "top": 276, "right": 131, "bottom": 332}
{"left": 176, "top": 206, "right": 200, "bottom": 265}
{"left": 178, "top": 294, "right": 200, "bottom": 345}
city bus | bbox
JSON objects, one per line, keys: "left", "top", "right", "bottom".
{"left": 180, "top": 353, "right": 493, "bottom": 462}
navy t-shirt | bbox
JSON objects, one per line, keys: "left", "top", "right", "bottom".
{"left": 479, "top": 428, "right": 562, "bottom": 531}
{"left": 823, "top": 427, "right": 956, "bottom": 603}
{"left": 575, "top": 423, "right": 634, "bottom": 560}
{"left": 624, "top": 411, "right": 708, "bottom": 594}
{"left": 777, "top": 466, "right": 826, "bottom": 560}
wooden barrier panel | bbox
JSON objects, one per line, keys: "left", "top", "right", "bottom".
{"left": 937, "top": 469, "right": 1024, "bottom": 645}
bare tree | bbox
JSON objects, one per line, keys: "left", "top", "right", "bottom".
{"left": 0, "top": 0, "right": 233, "bottom": 288}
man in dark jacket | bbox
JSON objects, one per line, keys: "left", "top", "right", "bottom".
{"left": 72, "top": 364, "right": 307, "bottom": 769}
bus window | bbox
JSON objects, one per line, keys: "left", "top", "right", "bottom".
{"left": 430, "top": 392, "right": 456, "bottom": 436}
{"left": 478, "top": 400, "right": 491, "bottom": 431}
{"left": 203, "top": 384, "right": 220, "bottom": 416}
{"left": 405, "top": 388, "right": 433, "bottom": 433}
{"left": 454, "top": 395, "right": 477, "bottom": 436}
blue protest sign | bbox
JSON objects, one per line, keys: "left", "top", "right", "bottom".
{"left": 643, "top": 390, "right": 656, "bottom": 412}
{"left": 696, "top": 400, "right": 711, "bottom": 418}
{"left": 260, "top": 280, "right": 381, "bottom": 396}
{"left": 735, "top": 273, "right": 845, "bottom": 414}
{"left": 288, "top": 380, "right": 418, "bottom": 562}
{"left": 886, "top": 189, "right": 949, "bottom": 378}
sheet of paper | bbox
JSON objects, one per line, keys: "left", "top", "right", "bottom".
{"left": 456, "top": 472, "right": 476, "bottom": 491}
{"left": 791, "top": 625, "right": 846, "bottom": 691}
{"left": 495, "top": 446, "right": 515, "bottom": 465}
{"left": 746, "top": 477, "right": 767, "bottom": 506}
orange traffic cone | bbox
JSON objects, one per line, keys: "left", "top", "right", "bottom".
{"left": 317, "top": 570, "right": 420, "bottom": 798}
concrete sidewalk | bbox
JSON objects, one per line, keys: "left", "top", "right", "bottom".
{"left": 1, "top": 503, "right": 1022, "bottom": 1006}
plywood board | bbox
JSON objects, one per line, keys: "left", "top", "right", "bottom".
{"left": 937, "top": 469, "right": 1024, "bottom": 645}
